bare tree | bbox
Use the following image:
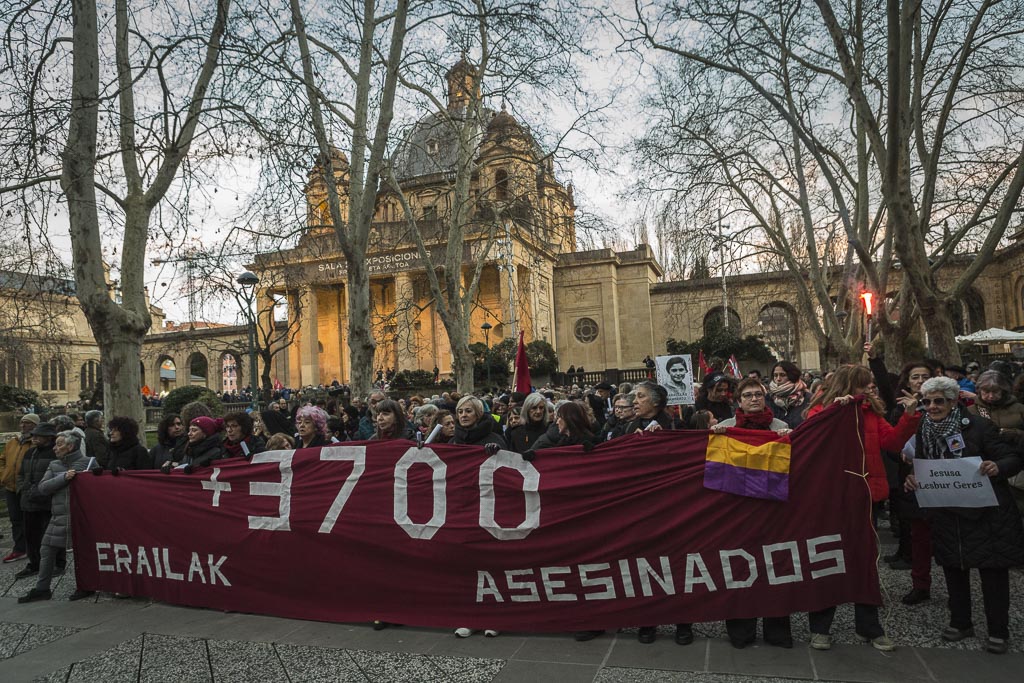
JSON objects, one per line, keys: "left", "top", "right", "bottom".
{"left": 1, "top": 0, "right": 233, "bottom": 421}
{"left": 630, "top": 0, "right": 1024, "bottom": 364}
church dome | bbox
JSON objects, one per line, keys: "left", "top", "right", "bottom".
{"left": 392, "top": 109, "right": 496, "bottom": 181}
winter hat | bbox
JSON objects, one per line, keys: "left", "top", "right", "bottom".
{"left": 191, "top": 416, "right": 224, "bottom": 437}
{"left": 702, "top": 371, "right": 734, "bottom": 392}
{"left": 21, "top": 413, "right": 40, "bottom": 425}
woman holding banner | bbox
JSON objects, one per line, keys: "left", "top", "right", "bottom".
{"left": 804, "top": 364, "right": 921, "bottom": 652}
{"left": 904, "top": 376, "right": 1024, "bottom": 655}
{"left": 711, "top": 377, "right": 793, "bottom": 648}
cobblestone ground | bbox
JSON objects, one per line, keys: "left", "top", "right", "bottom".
{"left": 0, "top": 516, "right": 1020, "bottom": 682}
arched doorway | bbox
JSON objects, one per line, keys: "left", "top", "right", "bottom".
{"left": 188, "top": 353, "right": 209, "bottom": 387}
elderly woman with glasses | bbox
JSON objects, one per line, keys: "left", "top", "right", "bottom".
{"left": 904, "top": 376, "right": 1024, "bottom": 655}
{"left": 710, "top": 378, "right": 792, "bottom": 648}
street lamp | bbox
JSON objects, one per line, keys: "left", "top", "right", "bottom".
{"left": 481, "top": 321, "right": 493, "bottom": 388}
{"left": 237, "top": 271, "right": 259, "bottom": 411}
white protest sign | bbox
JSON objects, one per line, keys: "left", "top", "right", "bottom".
{"left": 913, "top": 457, "right": 998, "bottom": 508}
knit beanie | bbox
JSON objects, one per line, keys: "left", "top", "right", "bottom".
{"left": 191, "top": 416, "right": 224, "bottom": 437}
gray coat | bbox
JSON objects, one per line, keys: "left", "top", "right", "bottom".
{"left": 38, "top": 452, "right": 89, "bottom": 549}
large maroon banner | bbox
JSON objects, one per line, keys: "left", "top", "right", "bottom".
{"left": 71, "top": 403, "right": 880, "bottom": 631}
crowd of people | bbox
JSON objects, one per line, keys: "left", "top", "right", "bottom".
{"left": 1, "top": 351, "right": 1022, "bottom": 654}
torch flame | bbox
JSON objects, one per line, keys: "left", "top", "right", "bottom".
{"left": 860, "top": 291, "right": 874, "bottom": 315}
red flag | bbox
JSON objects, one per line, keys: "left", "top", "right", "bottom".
{"left": 513, "top": 331, "right": 532, "bottom": 394}
{"left": 698, "top": 350, "right": 711, "bottom": 377}
{"left": 728, "top": 354, "right": 742, "bottom": 377}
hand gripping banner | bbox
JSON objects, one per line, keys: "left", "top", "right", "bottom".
{"left": 71, "top": 403, "right": 880, "bottom": 631}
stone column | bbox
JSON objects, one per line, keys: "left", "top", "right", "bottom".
{"left": 298, "top": 287, "right": 320, "bottom": 386}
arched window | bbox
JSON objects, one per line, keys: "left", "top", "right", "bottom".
{"left": 757, "top": 304, "right": 799, "bottom": 360}
{"left": 80, "top": 360, "right": 100, "bottom": 390}
{"left": 188, "top": 353, "right": 209, "bottom": 386}
{"left": 703, "top": 306, "right": 742, "bottom": 337}
{"left": 1, "top": 356, "right": 26, "bottom": 388}
{"left": 494, "top": 169, "right": 509, "bottom": 201}
{"left": 41, "top": 358, "right": 66, "bottom": 392}
{"left": 947, "top": 287, "right": 986, "bottom": 336}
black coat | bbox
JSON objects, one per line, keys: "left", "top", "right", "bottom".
{"left": 182, "top": 434, "right": 225, "bottom": 469}
{"left": 452, "top": 419, "right": 508, "bottom": 449}
{"left": 695, "top": 395, "right": 733, "bottom": 422}
{"left": 532, "top": 422, "right": 598, "bottom": 451}
{"left": 17, "top": 444, "right": 57, "bottom": 512}
{"left": 107, "top": 438, "right": 152, "bottom": 470}
{"left": 507, "top": 421, "right": 549, "bottom": 454}
{"left": 624, "top": 411, "right": 676, "bottom": 434}
{"left": 150, "top": 435, "right": 186, "bottom": 470}
{"left": 915, "top": 413, "right": 1024, "bottom": 569}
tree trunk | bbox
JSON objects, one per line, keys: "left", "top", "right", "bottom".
{"left": 917, "top": 296, "right": 961, "bottom": 364}
{"left": 346, "top": 259, "right": 376, "bottom": 399}
{"left": 443, "top": 313, "right": 475, "bottom": 393}
{"left": 97, "top": 335, "right": 145, "bottom": 423}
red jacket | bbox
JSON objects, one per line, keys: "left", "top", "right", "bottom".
{"left": 808, "top": 400, "right": 920, "bottom": 502}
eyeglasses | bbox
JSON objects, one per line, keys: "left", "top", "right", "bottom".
{"left": 614, "top": 404, "right": 632, "bottom": 411}
{"left": 740, "top": 392, "right": 765, "bottom": 400}
{"left": 920, "top": 397, "right": 948, "bottom": 406}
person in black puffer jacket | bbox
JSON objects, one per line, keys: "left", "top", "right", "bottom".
{"left": 507, "top": 393, "right": 551, "bottom": 454}
{"left": 451, "top": 396, "right": 507, "bottom": 449}
{"left": 150, "top": 413, "right": 186, "bottom": 470}
{"left": 905, "top": 376, "right": 1024, "bottom": 655}
{"left": 162, "top": 417, "right": 225, "bottom": 473}
{"left": 15, "top": 422, "right": 59, "bottom": 579}
{"left": 103, "top": 416, "right": 152, "bottom": 471}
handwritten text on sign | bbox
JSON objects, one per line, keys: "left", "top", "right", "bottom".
{"left": 913, "top": 456, "right": 998, "bottom": 508}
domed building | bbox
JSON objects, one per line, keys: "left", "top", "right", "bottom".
{"left": 252, "top": 59, "right": 579, "bottom": 385}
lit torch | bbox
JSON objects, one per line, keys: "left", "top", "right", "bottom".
{"left": 860, "top": 292, "right": 874, "bottom": 343}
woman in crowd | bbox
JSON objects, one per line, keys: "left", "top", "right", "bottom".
{"left": 162, "top": 417, "right": 225, "bottom": 473}
{"left": 340, "top": 406, "right": 362, "bottom": 441}
{"left": 426, "top": 410, "right": 455, "bottom": 444}
{"left": 507, "top": 393, "right": 551, "bottom": 454}
{"left": 17, "top": 430, "right": 91, "bottom": 603}
{"left": 905, "top": 376, "right": 1024, "bottom": 654}
{"left": 450, "top": 394, "right": 506, "bottom": 639}
{"left": 529, "top": 401, "right": 597, "bottom": 452}
{"left": 451, "top": 396, "right": 507, "bottom": 449}
{"left": 150, "top": 414, "right": 185, "bottom": 470}
{"left": 265, "top": 433, "right": 295, "bottom": 451}
{"left": 370, "top": 399, "right": 417, "bottom": 441}
{"left": 627, "top": 381, "right": 675, "bottom": 433}
{"left": 223, "top": 412, "right": 266, "bottom": 460}
{"left": 296, "top": 406, "right": 331, "bottom": 449}
{"left": 970, "top": 369, "right": 1024, "bottom": 514}
{"left": 886, "top": 360, "right": 940, "bottom": 601}
{"left": 413, "top": 404, "right": 439, "bottom": 439}
{"left": 804, "top": 364, "right": 921, "bottom": 651}
{"left": 711, "top": 378, "right": 792, "bottom": 648}
{"left": 612, "top": 381, "right": 693, "bottom": 646}
{"left": 105, "top": 416, "right": 152, "bottom": 471}
{"left": 690, "top": 409, "right": 717, "bottom": 430}
{"left": 768, "top": 361, "right": 810, "bottom": 428}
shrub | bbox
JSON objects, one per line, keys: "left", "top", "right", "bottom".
{"left": 162, "top": 385, "right": 224, "bottom": 417}
{"left": 391, "top": 369, "right": 436, "bottom": 390}
{"left": 0, "top": 385, "right": 40, "bottom": 412}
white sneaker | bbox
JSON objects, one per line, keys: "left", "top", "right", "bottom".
{"left": 484, "top": 630, "right": 500, "bottom": 637}
{"left": 454, "top": 628, "right": 474, "bottom": 638}
{"left": 810, "top": 633, "right": 832, "bottom": 650}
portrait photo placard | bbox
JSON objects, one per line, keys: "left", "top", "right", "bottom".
{"left": 656, "top": 354, "right": 695, "bottom": 406}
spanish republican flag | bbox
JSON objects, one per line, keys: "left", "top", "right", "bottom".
{"left": 703, "top": 430, "right": 791, "bottom": 501}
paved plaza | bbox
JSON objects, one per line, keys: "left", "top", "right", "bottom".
{"left": 0, "top": 521, "right": 1020, "bottom": 682}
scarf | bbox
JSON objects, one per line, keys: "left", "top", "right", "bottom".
{"left": 768, "top": 379, "right": 808, "bottom": 410}
{"left": 920, "top": 404, "right": 964, "bottom": 459}
{"left": 734, "top": 407, "right": 777, "bottom": 430}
